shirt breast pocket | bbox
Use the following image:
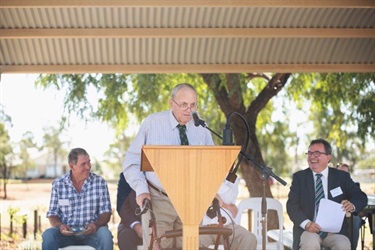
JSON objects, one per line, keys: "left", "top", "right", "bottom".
{"left": 59, "top": 198, "right": 75, "bottom": 217}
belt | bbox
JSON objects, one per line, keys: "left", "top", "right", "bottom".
{"left": 147, "top": 180, "right": 168, "bottom": 197}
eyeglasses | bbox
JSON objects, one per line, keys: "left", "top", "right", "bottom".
{"left": 171, "top": 99, "right": 198, "bottom": 111}
{"left": 306, "top": 151, "right": 329, "bottom": 157}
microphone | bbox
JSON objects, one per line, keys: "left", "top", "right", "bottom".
{"left": 191, "top": 111, "right": 223, "bottom": 140}
{"left": 206, "top": 198, "right": 219, "bottom": 219}
{"left": 222, "top": 116, "right": 233, "bottom": 145}
{"left": 191, "top": 111, "right": 206, "bottom": 127}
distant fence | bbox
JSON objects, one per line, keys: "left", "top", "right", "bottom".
{"left": 0, "top": 209, "right": 42, "bottom": 241}
{"left": 0, "top": 208, "right": 120, "bottom": 241}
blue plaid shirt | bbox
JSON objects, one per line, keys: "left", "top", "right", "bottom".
{"left": 46, "top": 171, "right": 112, "bottom": 227}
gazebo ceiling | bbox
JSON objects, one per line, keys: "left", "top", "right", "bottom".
{"left": 1, "top": 0, "right": 374, "bottom": 74}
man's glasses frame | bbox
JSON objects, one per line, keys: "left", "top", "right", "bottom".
{"left": 171, "top": 99, "right": 198, "bottom": 111}
{"left": 305, "top": 151, "right": 329, "bottom": 157}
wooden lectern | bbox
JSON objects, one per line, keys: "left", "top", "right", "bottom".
{"left": 141, "top": 145, "right": 241, "bottom": 250}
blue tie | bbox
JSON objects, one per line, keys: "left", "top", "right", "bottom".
{"left": 315, "top": 173, "right": 327, "bottom": 238}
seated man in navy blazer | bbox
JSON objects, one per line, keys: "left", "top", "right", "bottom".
{"left": 286, "top": 138, "right": 367, "bottom": 250}
{"left": 116, "top": 173, "right": 143, "bottom": 250}
{"left": 336, "top": 163, "right": 366, "bottom": 250}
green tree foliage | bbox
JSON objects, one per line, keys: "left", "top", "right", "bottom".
{"left": 0, "top": 122, "right": 14, "bottom": 199}
{"left": 35, "top": 73, "right": 374, "bottom": 229}
{"left": 0, "top": 107, "right": 14, "bottom": 199}
{"left": 357, "top": 150, "right": 375, "bottom": 170}
{"left": 37, "top": 74, "right": 374, "bottom": 181}
{"left": 36, "top": 74, "right": 221, "bottom": 136}
{"left": 287, "top": 73, "right": 375, "bottom": 165}
{"left": 35, "top": 73, "right": 374, "bottom": 177}
{"left": 42, "top": 123, "right": 68, "bottom": 178}
{"left": 15, "top": 131, "right": 38, "bottom": 178}
{"left": 101, "top": 133, "right": 135, "bottom": 176}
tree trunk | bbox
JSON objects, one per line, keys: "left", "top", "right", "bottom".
{"left": 201, "top": 73, "right": 291, "bottom": 230}
{"left": 54, "top": 150, "right": 58, "bottom": 178}
{"left": 1, "top": 165, "right": 9, "bottom": 199}
{"left": 3, "top": 180, "right": 7, "bottom": 199}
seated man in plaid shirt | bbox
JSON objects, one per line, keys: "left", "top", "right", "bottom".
{"left": 42, "top": 148, "right": 113, "bottom": 250}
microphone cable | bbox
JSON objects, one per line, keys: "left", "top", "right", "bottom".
{"left": 225, "top": 112, "right": 250, "bottom": 180}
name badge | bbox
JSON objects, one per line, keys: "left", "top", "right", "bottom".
{"left": 330, "top": 187, "right": 343, "bottom": 198}
{"left": 59, "top": 199, "right": 70, "bottom": 206}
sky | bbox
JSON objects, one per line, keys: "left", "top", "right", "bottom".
{"left": 0, "top": 74, "right": 115, "bottom": 161}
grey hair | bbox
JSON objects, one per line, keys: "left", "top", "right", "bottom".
{"left": 171, "top": 83, "right": 197, "bottom": 99}
{"left": 68, "top": 148, "right": 89, "bottom": 164}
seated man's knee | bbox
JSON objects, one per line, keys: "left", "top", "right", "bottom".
{"left": 96, "top": 226, "right": 112, "bottom": 237}
{"left": 118, "top": 227, "right": 141, "bottom": 249}
{"left": 42, "top": 227, "right": 61, "bottom": 249}
{"left": 95, "top": 226, "right": 113, "bottom": 246}
{"left": 248, "top": 232, "right": 257, "bottom": 246}
{"left": 42, "top": 227, "right": 60, "bottom": 239}
{"left": 332, "top": 236, "right": 350, "bottom": 250}
{"left": 300, "top": 231, "right": 321, "bottom": 249}
{"left": 242, "top": 231, "right": 257, "bottom": 249}
{"left": 230, "top": 225, "right": 257, "bottom": 249}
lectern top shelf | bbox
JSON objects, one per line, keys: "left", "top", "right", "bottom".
{"left": 141, "top": 145, "right": 240, "bottom": 171}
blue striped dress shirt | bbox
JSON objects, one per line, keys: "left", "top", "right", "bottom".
{"left": 123, "top": 110, "right": 214, "bottom": 196}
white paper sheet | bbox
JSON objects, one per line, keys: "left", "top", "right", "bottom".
{"left": 315, "top": 198, "right": 345, "bottom": 233}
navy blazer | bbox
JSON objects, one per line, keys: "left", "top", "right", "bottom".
{"left": 116, "top": 173, "right": 141, "bottom": 228}
{"left": 286, "top": 167, "right": 367, "bottom": 250}
{"left": 116, "top": 173, "right": 132, "bottom": 214}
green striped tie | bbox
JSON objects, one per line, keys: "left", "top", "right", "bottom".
{"left": 177, "top": 125, "right": 189, "bottom": 145}
{"left": 315, "top": 173, "right": 327, "bottom": 238}
{"left": 315, "top": 173, "right": 324, "bottom": 214}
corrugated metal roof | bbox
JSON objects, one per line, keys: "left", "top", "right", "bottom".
{"left": 1, "top": 0, "right": 375, "bottom": 73}
{"left": 2, "top": 7, "right": 375, "bottom": 29}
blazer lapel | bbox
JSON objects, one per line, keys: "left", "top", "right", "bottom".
{"left": 305, "top": 169, "right": 316, "bottom": 212}
{"left": 327, "top": 168, "right": 340, "bottom": 201}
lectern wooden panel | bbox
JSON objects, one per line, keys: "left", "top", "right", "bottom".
{"left": 141, "top": 145, "right": 241, "bottom": 250}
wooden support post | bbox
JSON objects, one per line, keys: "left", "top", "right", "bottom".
{"left": 34, "top": 210, "right": 38, "bottom": 239}
{"left": 23, "top": 215, "right": 27, "bottom": 239}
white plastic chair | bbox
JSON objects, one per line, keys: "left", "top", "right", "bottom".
{"left": 58, "top": 246, "right": 95, "bottom": 250}
{"left": 234, "top": 197, "right": 284, "bottom": 250}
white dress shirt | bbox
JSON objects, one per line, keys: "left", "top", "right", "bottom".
{"left": 202, "top": 178, "right": 240, "bottom": 226}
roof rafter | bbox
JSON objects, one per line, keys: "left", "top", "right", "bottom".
{"left": 1, "top": 0, "right": 374, "bottom": 8}
{"left": 1, "top": 1, "right": 374, "bottom": 73}
{"left": 1, "top": 64, "right": 374, "bottom": 74}
{"left": 2, "top": 28, "right": 374, "bottom": 39}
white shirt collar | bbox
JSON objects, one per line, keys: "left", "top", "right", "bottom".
{"left": 313, "top": 166, "right": 329, "bottom": 178}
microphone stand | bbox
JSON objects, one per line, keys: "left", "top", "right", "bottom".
{"left": 198, "top": 119, "right": 286, "bottom": 185}
{"left": 235, "top": 150, "right": 285, "bottom": 250}
{"left": 196, "top": 119, "right": 223, "bottom": 141}
{"left": 212, "top": 198, "right": 225, "bottom": 250}
{"left": 197, "top": 114, "right": 286, "bottom": 250}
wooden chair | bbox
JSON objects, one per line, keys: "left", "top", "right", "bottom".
{"left": 153, "top": 227, "right": 233, "bottom": 250}
{"left": 142, "top": 198, "right": 232, "bottom": 250}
